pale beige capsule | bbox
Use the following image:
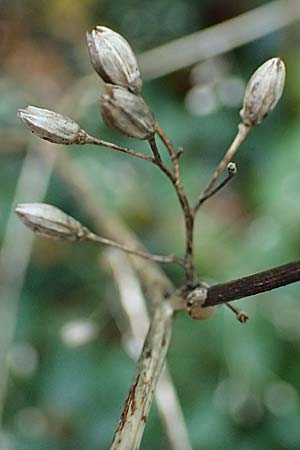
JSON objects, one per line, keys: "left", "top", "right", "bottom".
{"left": 99, "top": 85, "right": 156, "bottom": 140}
{"left": 86, "top": 26, "right": 142, "bottom": 95}
{"left": 18, "top": 106, "right": 86, "bottom": 145}
{"left": 15, "top": 203, "right": 88, "bottom": 241}
{"left": 240, "top": 57, "right": 286, "bottom": 126}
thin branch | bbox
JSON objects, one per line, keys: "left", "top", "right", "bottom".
{"left": 194, "top": 162, "right": 237, "bottom": 210}
{"left": 84, "top": 133, "right": 154, "bottom": 163}
{"left": 194, "top": 123, "right": 250, "bottom": 214}
{"left": 148, "top": 136, "right": 174, "bottom": 178}
{"left": 148, "top": 135, "right": 164, "bottom": 163}
{"left": 47, "top": 149, "right": 185, "bottom": 310}
{"left": 149, "top": 135, "right": 196, "bottom": 286}
{"left": 87, "top": 232, "right": 185, "bottom": 267}
{"left": 225, "top": 303, "right": 248, "bottom": 323}
{"left": 155, "top": 124, "right": 185, "bottom": 214}
{"left": 104, "top": 250, "right": 193, "bottom": 450}
{"left": 156, "top": 123, "right": 181, "bottom": 177}
{"left": 204, "top": 261, "right": 300, "bottom": 307}
{"left": 110, "top": 300, "right": 174, "bottom": 450}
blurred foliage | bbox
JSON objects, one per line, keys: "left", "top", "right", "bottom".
{"left": 1, "top": 1, "right": 300, "bottom": 449}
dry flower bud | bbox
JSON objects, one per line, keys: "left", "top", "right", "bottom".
{"left": 18, "top": 106, "right": 86, "bottom": 145}
{"left": 86, "top": 26, "right": 142, "bottom": 95}
{"left": 15, "top": 203, "right": 89, "bottom": 241}
{"left": 240, "top": 57, "right": 285, "bottom": 126}
{"left": 99, "top": 85, "right": 156, "bottom": 140}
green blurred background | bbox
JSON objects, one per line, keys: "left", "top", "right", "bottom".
{"left": 1, "top": 1, "right": 300, "bottom": 449}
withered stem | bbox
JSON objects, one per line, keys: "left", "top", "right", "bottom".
{"left": 87, "top": 232, "right": 185, "bottom": 266}
{"left": 110, "top": 302, "right": 173, "bottom": 450}
{"left": 194, "top": 123, "right": 250, "bottom": 214}
{"left": 105, "top": 250, "right": 193, "bottom": 450}
{"left": 156, "top": 123, "right": 181, "bottom": 179}
{"left": 148, "top": 134, "right": 195, "bottom": 286}
{"left": 225, "top": 303, "right": 248, "bottom": 323}
{"left": 148, "top": 135, "right": 163, "bottom": 163}
{"left": 84, "top": 134, "right": 154, "bottom": 163}
{"left": 204, "top": 261, "right": 300, "bottom": 307}
{"left": 194, "top": 163, "right": 237, "bottom": 210}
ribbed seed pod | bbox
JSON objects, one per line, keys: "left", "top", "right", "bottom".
{"left": 240, "top": 57, "right": 286, "bottom": 126}
{"left": 18, "top": 106, "right": 86, "bottom": 144}
{"left": 86, "top": 26, "right": 142, "bottom": 95}
{"left": 15, "top": 203, "right": 89, "bottom": 241}
{"left": 99, "top": 85, "right": 156, "bottom": 140}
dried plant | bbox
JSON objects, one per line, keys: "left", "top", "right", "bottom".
{"left": 16, "top": 26, "right": 300, "bottom": 450}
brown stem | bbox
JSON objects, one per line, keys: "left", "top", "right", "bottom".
{"left": 156, "top": 123, "right": 180, "bottom": 179}
{"left": 194, "top": 123, "right": 250, "bottom": 214}
{"left": 148, "top": 135, "right": 163, "bottom": 163}
{"left": 84, "top": 133, "right": 154, "bottom": 163}
{"left": 87, "top": 232, "right": 185, "bottom": 267}
{"left": 148, "top": 135, "right": 195, "bottom": 286}
{"left": 204, "top": 261, "right": 300, "bottom": 307}
{"left": 184, "top": 216, "right": 195, "bottom": 287}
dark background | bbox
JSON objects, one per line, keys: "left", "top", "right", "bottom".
{"left": 1, "top": 1, "right": 300, "bottom": 449}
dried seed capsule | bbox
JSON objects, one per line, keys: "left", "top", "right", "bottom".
{"left": 86, "top": 26, "right": 142, "bottom": 95}
{"left": 99, "top": 85, "right": 156, "bottom": 140}
{"left": 240, "top": 57, "right": 286, "bottom": 126}
{"left": 18, "top": 106, "right": 87, "bottom": 144}
{"left": 15, "top": 203, "right": 89, "bottom": 241}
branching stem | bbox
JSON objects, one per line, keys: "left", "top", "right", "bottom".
{"left": 194, "top": 162, "right": 237, "bottom": 211}
{"left": 149, "top": 133, "right": 196, "bottom": 286}
{"left": 87, "top": 127, "right": 197, "bottom": 285}
{"left": 194, "top": 122, "right": 250, "bottom": 214}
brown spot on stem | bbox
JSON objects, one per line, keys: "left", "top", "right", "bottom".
{"left": 131, "top": 399, "right": 137, "bottom": 415}
{"left": 114, "top": 375, "right": 140, "bottom": 434}
{"left": 141, "top": 415, "right": 147, "bottom": 423}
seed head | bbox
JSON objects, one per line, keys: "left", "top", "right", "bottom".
{"left": 240, "top": 57, "right": 286, "bottom": 126}
{"left": 99, "top": 85, "right": 156, "bottom": 140}
{"left": 86, "top": 26, "right": 142, "bottom": 95}
{"left": 15, "top": 203, "right": 89, "bottom": 241}
{"left": 18, "top": 106, "right": 86, "bottom": 145}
